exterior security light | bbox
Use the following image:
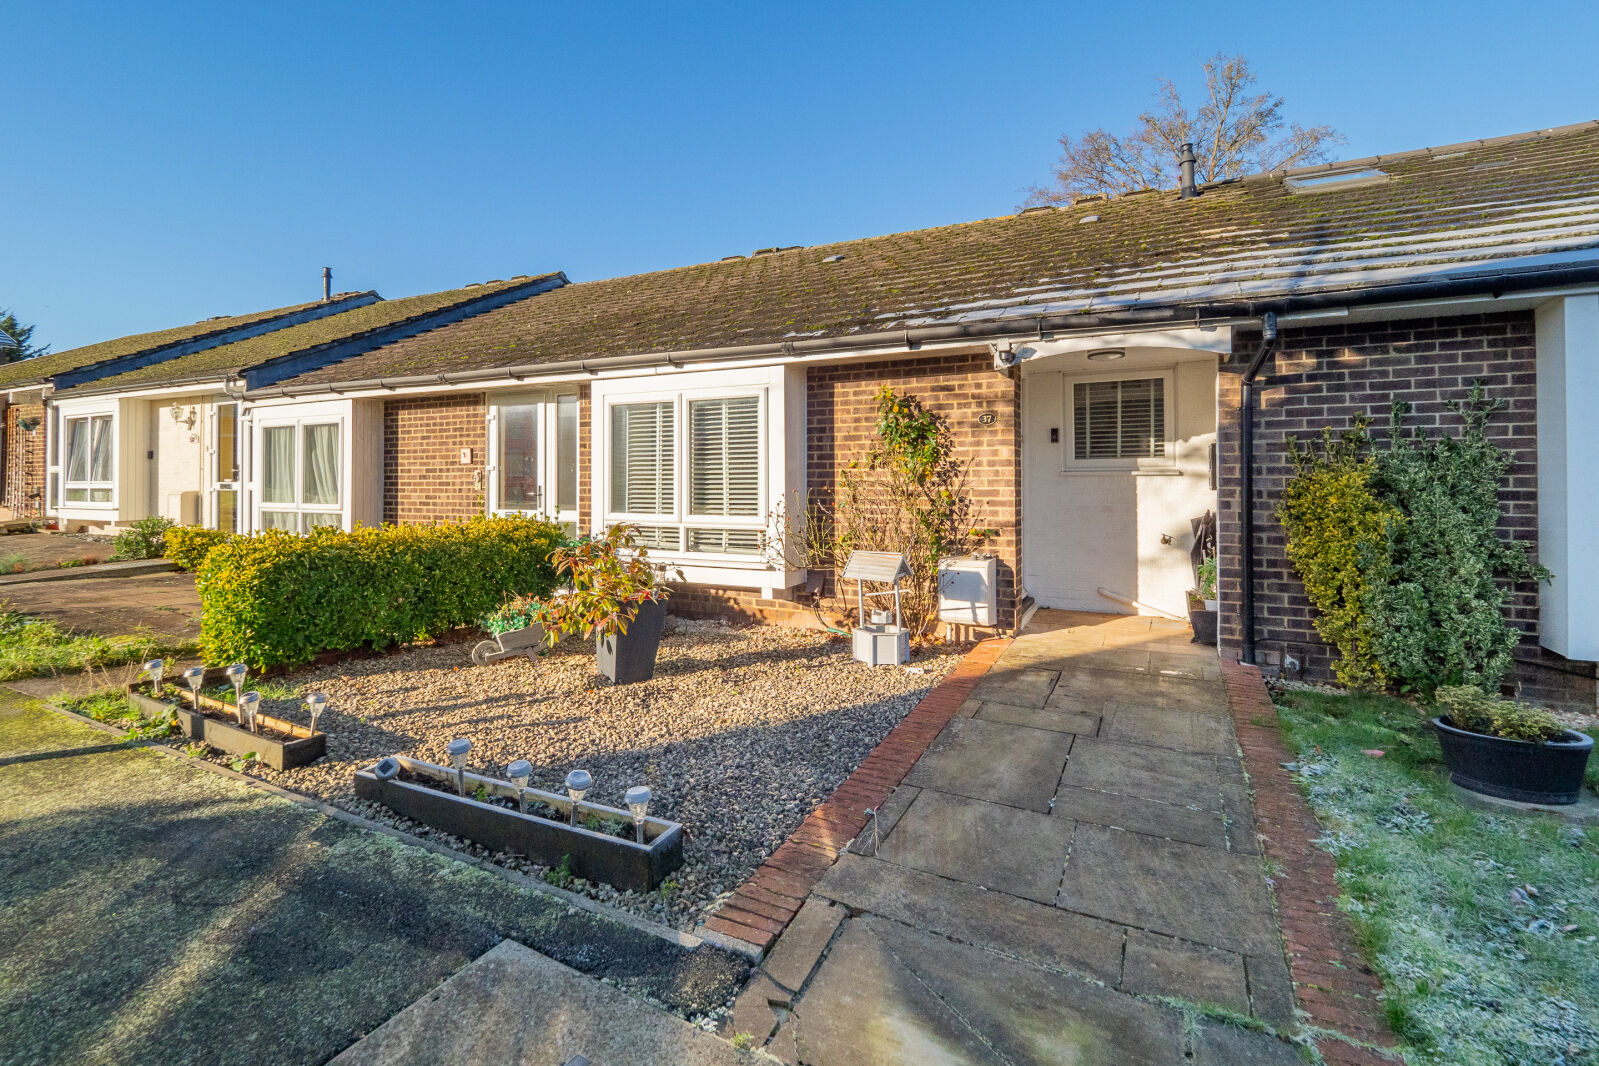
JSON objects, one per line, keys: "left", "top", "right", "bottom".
{"left": 625, "top": 785, "right": 652, "bottom": 843}
{"left": 446, "top": 738, "right": 472, "bottom": 795}
{"left": 182, "top": 666, "right": 206, "bottom": 710}
{"left": 507, "top": 759, "right": 533, "bottom": 812}
{"left": 1087, "top": 348, "right": 1125, "bottom": 362}
{"left": 566, "top": 769, "right": 592, "bottom": 825}
{"left": 143, "top": 659, "right": 165, "bottom": 689}
{"left": 305, "top": 692, "right": 328, "bottom": 734}
{"left": 238, "top": 691, "right": 261, "bottom": 734}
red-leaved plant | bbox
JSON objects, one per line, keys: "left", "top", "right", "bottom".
{"left": 531, "top": 524, "right": 677, "bottom": 642}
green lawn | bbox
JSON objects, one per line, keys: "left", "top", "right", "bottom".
{"left": 0, "top": 607, "right": 196, "bottom": 682}
{"left": 1274, "top": 689, "right": 1599, "bottom": 1066}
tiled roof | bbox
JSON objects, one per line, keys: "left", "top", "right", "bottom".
{"left": 60, "top": 277, "right": 558, "bottom": 395}
{"left": 0, "top": 297, "right": 358, "bottom": 390}
{"left": 273, "top": 121, "right": 1599, "bottom": 390}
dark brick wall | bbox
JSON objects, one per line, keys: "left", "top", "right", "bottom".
{"left": 1217, "top": 312, "right": 1543, "bottom": 682}
{"left": 382, "top": 394, "right": 487, "bottom": 524}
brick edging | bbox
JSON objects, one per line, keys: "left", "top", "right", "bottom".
{"left": 1223, "top": 661, "right": 1403, "bottom": 1066}
{"left": 700, "top": 638, "right": 1012, "bottom": 952}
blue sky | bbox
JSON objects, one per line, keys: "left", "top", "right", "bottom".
{"left": 5, "top": 1, "right": 1597, "bottom": 353}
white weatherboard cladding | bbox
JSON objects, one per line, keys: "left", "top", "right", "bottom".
{"left": 1536, "top": 294, "right": 1599, "bottom": 660}
{"left": 1022, "top": 347, "right": 1218, "bottom": 616}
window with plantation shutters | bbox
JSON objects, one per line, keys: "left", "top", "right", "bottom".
{"left": 1072, "top": 377, "right": 1165, "bottom": 461}
{"left": 690, "top": 396, "right": 760, "bottom": 517}
{"left": 610, "top": 402, "right": 675, "bottom": 514}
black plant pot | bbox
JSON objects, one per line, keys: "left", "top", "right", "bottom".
{"left": 1432, "top": 716, "right": 1594, "bottom": 805}
{"left": 1188, "top": 607, "right": 1218, "bottom": 646}
{"left": 596, "top": 599, "right": 668, "bottom": 685}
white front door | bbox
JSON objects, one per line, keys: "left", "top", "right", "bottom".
{"left": 1022, "top": 354, "right": 1218, "bottom": 617}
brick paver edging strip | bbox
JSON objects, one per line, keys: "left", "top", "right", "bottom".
{"left": 701, "top": 638, "right": 1012, "bottom": 953}
{"left": 1222, "top": 661, "right": 1404, "bottom": 1066}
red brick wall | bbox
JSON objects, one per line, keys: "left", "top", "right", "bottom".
{"left": 1217, "top": 312, "right": 1542, "bottom": 681}
{"left": 4, "top": 403, "right": 47, "bottom": 519}
{"left": 382, "top": 394, "right": 487, "bottom": 524}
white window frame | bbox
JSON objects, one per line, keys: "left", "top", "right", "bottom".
{"left": 1061, "top": 367, "right": 1178, "bottom": 474}
{"left": 252, "top": 412, "right": 346, "bottom": 532}
{"left": 485, "top": 389, "right": 580, "bottom": 532}
{"left": 601, "top": 385, "right": 770, "bottom": 563}
{"left": 60, "top": 407, "right": 117, "bottom": 509}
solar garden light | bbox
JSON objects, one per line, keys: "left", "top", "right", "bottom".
{"left": 446, "top": 738, "right": 472, "bottom": 795}
{"left": 305, "top": 692, "right": 328, "bottom": 735}
{"left": 238, "top": 690, "right": 261, "bottom": 734}
{"left": 565, "top": 769, "right": 592, "bottom": 825}
{"left": 182, "top": 666, "right": 206, "bottom": 710}
{"left": 143, "top": 659, "right": 165, "bottom": 693}
{"left": 507, "top": 760, "right": 533, "bottom": 812}
{"left": 224, "top": 663, "right": 248, "bottom": 722}
{"left": 625, "top": 785, "right": 652, "bottom": 844}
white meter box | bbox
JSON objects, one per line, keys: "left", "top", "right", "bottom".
{"left": 938, "top": 556, "right": 998, "bottom": 626}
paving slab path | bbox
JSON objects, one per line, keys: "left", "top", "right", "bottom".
{"left": 0, "top": 692, "right": 746, "bottom": 1066}
{"left": 734, "top": 613, "right": 1304, "bottom": 1065}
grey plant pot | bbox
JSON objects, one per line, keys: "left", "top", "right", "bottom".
{"left": 596, "top": 599, "right": 668, "bottom": 685}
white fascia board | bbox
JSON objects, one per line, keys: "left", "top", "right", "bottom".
{"left": 1283, "top": 284, "right": 1599, "bottom": 328}
{"left": 56, "top": 380, "right": 233, "bottom": 403}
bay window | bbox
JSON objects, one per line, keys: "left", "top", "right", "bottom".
{"left": 259, "top": 420, "right": 342, "bottom": 531}
{"left": 488, "top": 391, "right": 579, "bottom": 533}
{"left": 606, "top": 390, "right": 765, "bottom": 557}
{"left": 63, "top": 414, "right": 114, "bottom": 504}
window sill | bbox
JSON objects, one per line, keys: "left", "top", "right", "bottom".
{"left": 1057, "top": 467, "right": 1183, "bottom": 478}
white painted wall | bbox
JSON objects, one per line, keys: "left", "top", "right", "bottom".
{"left": 1022, "top": 348, "right": 1217, "bottom": 617}
{"left": 152, "top": 395, "right": 207, "bottom": 524}
{"left": 1536, "top": 294, "right": 1599, "bottom": 661}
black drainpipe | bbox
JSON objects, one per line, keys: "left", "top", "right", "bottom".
{"left": 1238, "top": 312, "right": 1279, "bottom": 666}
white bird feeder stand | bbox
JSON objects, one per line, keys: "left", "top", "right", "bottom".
{"left": 842, "top": 550, "right": 912, "bottom": 666}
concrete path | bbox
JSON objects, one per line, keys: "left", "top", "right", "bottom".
{"left": 734, "top": 613, "right": 1302, "bottom": 1065}
{"left": 0, "top": 693, "right": 745, "bottom": 1066}
{"left": 0, "top": 571, "right": 201, "bottom": 641}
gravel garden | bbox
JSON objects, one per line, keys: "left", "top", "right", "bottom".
{"left": 179, "top": 619, "right": 963, "bottom": 928}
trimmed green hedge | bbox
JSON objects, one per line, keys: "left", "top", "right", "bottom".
{"left": 167, "top": 526, "right": 234, "bottom": 571}
{"left": 195, "top": 517, "right": 565, "bottom": 669}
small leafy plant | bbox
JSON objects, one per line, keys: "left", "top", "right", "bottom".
{"left": 543, "top": 854, "right": 574, "bottom": 886}
{"left": 112, "top": 516, "right": 175, "bottom": 561}
{"left": 482, "top": 592, "right": 546, "bottom": 636}
{"left": 530, "top": 524, "right": 676, "bottom": 642}
{"left": 165, "top": 526, "right": 233, "bottom": 571}
{"left": 1434, "top": 686, "right": 1567, "bottom": 743}
{"left": 1194, "top": 555, "right": 1217, "bottom": 600}
{"left": 229, "top": 752, "right": 258, "bottom": 772}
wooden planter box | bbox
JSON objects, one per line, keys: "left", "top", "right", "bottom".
{"left": 126, "top": 678, "right": 327, "bottom": 771}
{"left": 353, "top": 756, "right": 685, "bottom": 892}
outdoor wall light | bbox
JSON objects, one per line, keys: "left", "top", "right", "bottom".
{"left": 1087, "top": 348, "right": 1126, "bottom": 362}
{"left": 143, "top": 659, "right": 165, "bottom": 690}
{"left": 305, "top": 692, "right": 328, "bottom": 735}
{"left": 446, "top": 738, "right": 472, "bottom": 795}
{"left": 238, "top": 690, "right": 261, "bottom": 734}
{"left": 507, "top": 760, "right": 533, "bottom": 812}
{"left": 565, "top": 769, "right": 592, "bottom": 825}
{"left": 182, "top": 666, "right": 206, "bottom": 710}
{"left": 625, "top": 785, "right": 652, "bottom": 843}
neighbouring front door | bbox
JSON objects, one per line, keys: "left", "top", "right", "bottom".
{"left": 210, "top": 402, "right": 240, "bottom": 532}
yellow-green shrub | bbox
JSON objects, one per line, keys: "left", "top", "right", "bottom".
{"left": 166, "top": 526, "right": 234, "bottom": 571}
{"left": 1435, "top": 685, "right": 1566, "bottom": 742}
{"left": 1278, "top": 418, "right": 1400, "bottom": 689}
{"left": 195, "top": 516, "right": 564, "bottom": 669}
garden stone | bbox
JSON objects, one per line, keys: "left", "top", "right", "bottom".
{"left": 968, "top": 666, "right": 1058, "bottom": 708}
{"left": 973, "top": 700, "right": 1101, "bottom": 736}
{"left": 759, "top": 898, "right": 844, "bottom": 995}
{"left": 1062, "top": 737, "right": 1230, "bottom": 810}
{"left": 1244, "top": 950, "right": 1297, "bottom": 1028}
{"left": 1121, "top": 929, "right": 1250, "bottom": 1012}
{"left": 814, "top": 852, "right": 1125, "bottom": 983}
{"left": 875, "top": 789, "right": 1074, "bottom": 903}
{"left": 1190, "top": 1022, "right": 1305, "bottom": 1065}
{"left": 1049, "top": 784, "right": 1230, "bottom": 849}
{"left": 1100, "top": 703, "right": 1236, "bottom": 755}
{"left": 1057, "top": 825, "right": 1280, "bottom": 955}
{"left": 903, "top": 716, "right": 1073, "bottom": 812}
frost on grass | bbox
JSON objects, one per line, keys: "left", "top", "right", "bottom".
{"left": 1277, "top": 690, "right": 1599, "bottom": 1066}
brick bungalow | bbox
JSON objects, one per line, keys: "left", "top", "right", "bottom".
{"left": 26, "top": 121, "right": 1599, "bottom": 705}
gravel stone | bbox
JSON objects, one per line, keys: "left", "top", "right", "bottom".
{"left": 193, "top": 619, "right": 964, "bottom": 928}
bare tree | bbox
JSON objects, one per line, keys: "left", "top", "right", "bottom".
{"left": 1025, "top": 54, "right": 1344, "bottom": 204}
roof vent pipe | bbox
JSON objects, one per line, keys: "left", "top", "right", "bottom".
{"left": 322, "top": 267, "right": 332, "bottom": 303}
{"left": 1179, "top": 143, "right": 1198, "bottom": 199}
